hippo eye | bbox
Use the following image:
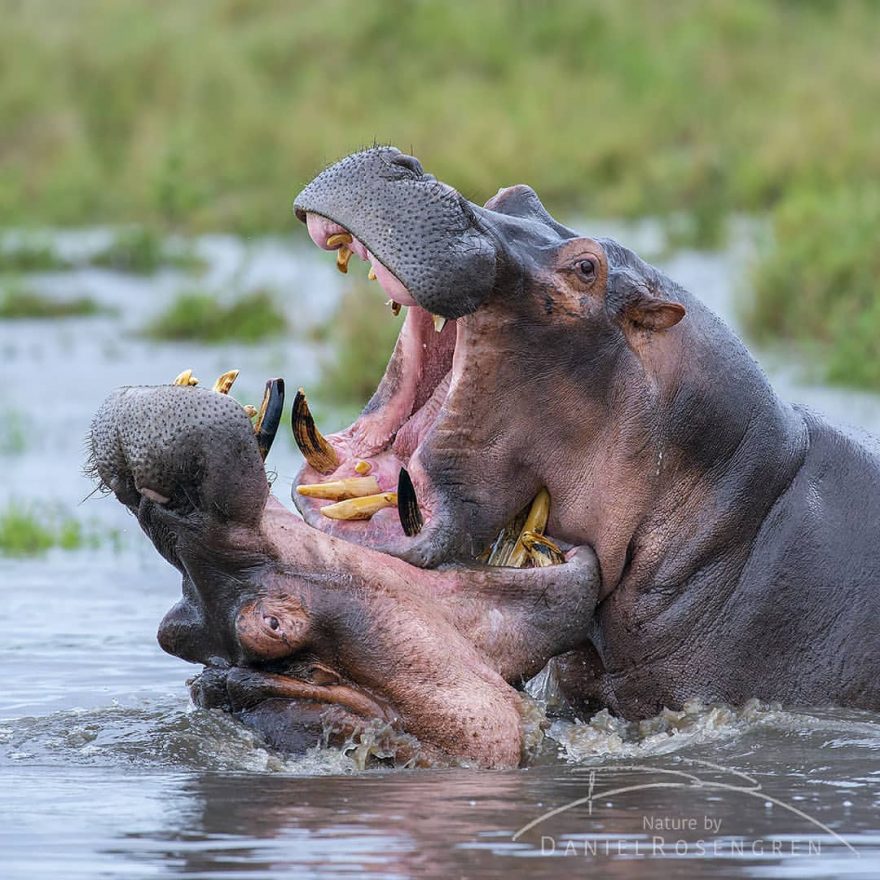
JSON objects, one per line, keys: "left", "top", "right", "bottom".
{"left": 576, "top": 257, "right": 598, "bottom": 281}
{"left": 267, "top": 616, "right": 280, "bottom": 631}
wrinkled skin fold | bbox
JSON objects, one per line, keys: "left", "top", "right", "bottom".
{"left": 293, "top": 146, "right": 880, "bottom": 717}
{"left": 89, "top": 385, "right": 599, "bottom": 768}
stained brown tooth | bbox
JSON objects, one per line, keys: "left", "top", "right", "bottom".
{"left": 520, "top": 530, "right": 565, "bottom": 567}
{"left": 243, "top": 404, "right": 258, "bottom": 418}
{"left": 296, "top": 476, "right": 380, "bottom": 500}
{"left": 212, "top": 369, "right": 240, "bottom": 394}
{"left": 368, "top": 268, "right": 377, "bottom": 281}
{"left": 509, "top": 488, "right": 551, "bottom": 568}
{"left": 432, "top": 314, "right": 447, "bottom": 333}
{"left": 397, "top": 467, "right": 423, "bottom": 536}
{"left": 336, "top": 246, "right": 352, "bottom": 274}
{"left": 291, "top": 388, "right": 340, "bottom": 474}
{"left": 172, "top": 369, "right": 199, "bottom": 386}
{"left": 326, "top": 232, "right": 352, "bottom": 248}
{"left": 354, "top": 460, "right": 372, "bottom": 475}
{"left": 320, "top": 492, "right": 397, "bottom": 520}
{"left": 254, "top": 378, "right": 285, "bottom": 460}
{"left": 386, "top": 299, "right": 402, "bottom": 316}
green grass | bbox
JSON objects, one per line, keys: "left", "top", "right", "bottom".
{"left": 316, "top": 283, "right": 403, "bottom": 407}
{"left": 746, "top": 182, "right": 880, "bottom": 389}
{"left": 0, "top": 283, "right": 105, "bottom": 318}
{"left": 0, "top": 500, "right": 116, "bottom": 557}
{"left": 143, "top": 288, "right": 286, "bottom": 343}
{"left": 0, "top": 0, "right": 877, "bottom": 235}
{"left": 0, "top": 240, "right": 70, "bottom": 272}
{"left": 90, "top": 227, "right": 203, "bottom": 274}
{"left": 0, "top": 411, "right": 27, "bottom": 455}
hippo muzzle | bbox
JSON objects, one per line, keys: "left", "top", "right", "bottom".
{"left": 89, "top": 380, "right": 599, "bottom": 768}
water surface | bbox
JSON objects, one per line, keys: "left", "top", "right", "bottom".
{"left": 1, "top": 228, "right": 878, "bottom": 878}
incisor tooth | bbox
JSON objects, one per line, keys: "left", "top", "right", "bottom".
{"left": 327, "top": 232, "right": 352, "bottom": 248}
{"left": 509, "top": 488, "right": 551, "bottom": 568}
{"left": 172, "top": 369, "right": 199, "bottom": 386}
{"left": 320, "top": 492, "right": 398, "bottom": 520}
{"left": 296, "top": 476, "right": 380, "bottom": 500}
{"left": 386, "top": 299, "right": 402, "bottom": 316}
{"left": 354, "top": 460, "right": 372, "bottom": 475}
{"left": 212, "top": 369, "right": 240, "bottom": 394}
{"left": 432, "top": 314, "right": 447, "bottom": 333}
{"left": 336, "top": 246, "right": 352, "bottom": 274}
{"left": 368, "top": 268, "right": 377, "bottom": 281}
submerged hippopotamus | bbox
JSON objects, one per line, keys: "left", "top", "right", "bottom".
{"left": 91, "top": 147, "right": 880, "bottom": 768}
{"left": 89, "top": 382, "right": 598, "bottom": 767}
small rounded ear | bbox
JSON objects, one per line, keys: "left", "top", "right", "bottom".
{"left": 623, "top": 297, "right": 686, "bottom": 332}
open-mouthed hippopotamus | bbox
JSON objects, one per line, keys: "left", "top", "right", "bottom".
{"left": 88, "top": 379, "right": 599, "bottom": 768}
{"left": 291, "top": 146, "right": 880, "bottom": 717}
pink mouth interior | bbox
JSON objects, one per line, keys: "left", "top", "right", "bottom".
{"left": 297, "top": 213, "right": 460, "bottom": 544}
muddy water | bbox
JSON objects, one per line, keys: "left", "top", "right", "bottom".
{"left": 1, "top": 228, "right": 879, "bottom": 878}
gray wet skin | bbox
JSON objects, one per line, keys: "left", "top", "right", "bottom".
{"left": 295, "top": 146, "right": 880, "bottom": 718}
{"left": 89, "top": 385, "right": 599, "bottom": 768}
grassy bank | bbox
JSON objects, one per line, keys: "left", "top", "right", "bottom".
{"left": 0, "top": 500, "right": 118, "bottom": 557}
{"left": 1, "top": 1, "right": 877, "bottom": 235}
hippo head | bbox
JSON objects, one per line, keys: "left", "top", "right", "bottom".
{"left": 293, "top": 147, "right": 687, "bottom": 587}
{"left": 88, "top": 383, "right": 598, "bottom": 767}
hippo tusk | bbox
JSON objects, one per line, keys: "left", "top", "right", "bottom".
{"left": 386, "top": 299, "right": 402, "bottom": 316}
{"left": 296, "top": 475, "right": 380, "bottom": 500}
{"left": 291, "top": 388, "right": 340, "bottom": 474}
{"left": 508, "top": 488, "right": 551, "bottom": 568}
{"left": 432, "top": 314, "right": 447, "bottom": 333}
{"left": 254, "top": 378, "right": 285, "bottom": 461}
{"left": 319, "top": 492, "right": 398, "bottom": 521}
{"left": 520, "top": 530, "right": 565, "bottom": 567}
{"left": 212, "top": 369, "right": 240, "bottom": 394}
{"left": 368, "top": 267, "right": 377, "bottom": 281}
{"left": 172, "top": 369, "right": 199, "bottom": 386}
{"left": 326, "top": 232, "right": 352, "bottom": 249}
{"left": 397, "top": 467, "right": 423, "bottom": 536}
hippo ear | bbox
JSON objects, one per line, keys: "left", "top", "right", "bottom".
{"left": 622, "top": 296, "right": 686, "bottom": 332}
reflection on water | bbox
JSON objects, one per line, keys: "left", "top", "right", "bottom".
{"left": 1, "top": 227, "right": 879, "bottom": 878}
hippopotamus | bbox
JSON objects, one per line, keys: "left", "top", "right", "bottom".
{"left": 290, "top": 146, "right": 880, "bottom": 717}
{"left": 90, "top": 146, "right": 880, "bottom": 768}
{"left": 88, "top": 380, "right": 599, "bottom": 768}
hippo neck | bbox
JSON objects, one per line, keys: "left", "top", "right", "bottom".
{"left": 621, "top": 291, "right": 809, "bottom": 594}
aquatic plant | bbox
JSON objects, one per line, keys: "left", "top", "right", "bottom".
{"left": 143, "top": 288, "right": 286, "bottom": 343}
{"left": 90, "top": 227, "right": 203, "bottom": 274}
{"left": 747, "top": 183, "right": 880, "bottom": 389}
{"left": 0, "top": 283, "right": 106, "bottom": 319}
{"left": 0, "top": 500, "right": 117, "bottom": 557}
{"left": 0, "top": 239, "right": 70, "bottom": 272}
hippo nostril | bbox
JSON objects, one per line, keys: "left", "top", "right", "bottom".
{"left": 389, "top": 154, "right": 423, "bottom": 177}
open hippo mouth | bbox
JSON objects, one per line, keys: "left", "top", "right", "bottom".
{"left": 88, "top": 377, "right": 599, "bottom": 767}
{"left": 293, "top": 147, "right": 577, "bottom": 569}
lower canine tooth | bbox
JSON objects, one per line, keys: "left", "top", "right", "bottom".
{"left": 509, "top": 488, "right": 551, "bottom": 567}
{"left": 172, "top": 369, "right": 199, "bottom": 386}
{"left": 212, "top": 369, "right": 240, "bottom": 394}
{"left": 296, "top": 476, "right": 380, "bottom": 500}
{"left": 254, "top": 378, "right": 285, "bottom": 461}
{"left": 291, "top": 388, "right": 340, "bottom": 474}
{"left": 432, "top": 314, "right": 447, "bottom": 333}
{"left": 397, "top": 467, "right": 423, "bottom": 536}
{"left": 320, "top": 492, "right": 397, "bottom": 520}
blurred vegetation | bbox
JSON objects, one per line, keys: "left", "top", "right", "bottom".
{"left": 0, "top": 500, "right": 117, "bottom": 557}
{"left": 0, "top": 239, "right": 71, "bottom": 272}
{"left": 315, "top": 284, "right": 402, "bottom": 406}
{"left": 0, "top": 0, "right": 878, "bottom": 384}
{"left": 143, "top": 288, "right": 286, "bottom": 343}
{"left": 0, "top": 411, "right": 26, "bottom": 455}
{"left": 90, "top": 226, "right": 203, "bottom": 274}
{"left": 0, "top": 282, "right": 105, "bottom": 318}
{"left": 746, "top": 184, "right": 880, "bottom": 388}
